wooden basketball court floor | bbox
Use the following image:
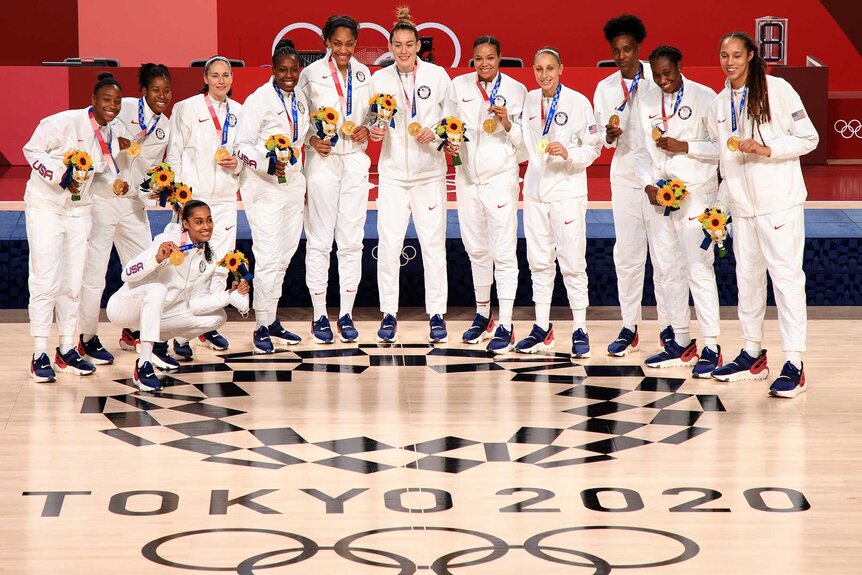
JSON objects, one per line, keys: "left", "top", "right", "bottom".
{"left": 1, "top": 306, "right": 861, "bottom": 574}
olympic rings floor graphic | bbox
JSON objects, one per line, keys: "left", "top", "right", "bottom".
{"left": 80, "top": 345, "right": 726, "bottom": 474}
{"left": 142, "top": 525, "right": 700, "bottom": 574}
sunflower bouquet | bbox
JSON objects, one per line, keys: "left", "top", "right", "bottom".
{"left": 655, "top": 179, "right": 688, "bottom": 216}
{"left": 310, "top": 107, "right": 340, "bottom": 145}
{"left": 141, "top": 162, "right": 176, "bottom": 207}
{"left": 169, "top": 183, "right": 193, "bottom": 211}
{"left": 217, "top": 250, "right": 253, "bottom": 282}
{"left": 264, "top": 134, "right": 298, "bottom": 184}
{"left": 435, "top": 116, "right": 469, "bottom": 166}
{"left": 369, "top": 93, "right": 397, "bottom": 128}
{"left": 61, "top": 150, "right": 94, "bottom": 201}
{"left": 697, "top": 207, "right": 732, "bottom": 257}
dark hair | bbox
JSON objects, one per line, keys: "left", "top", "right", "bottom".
{"left": 389, "top": 6, "right": 419, "bottom": 42}
{"left": 473, "top": 35, "right": 501, "bottom": 56}
{"left": 603, "top": 14, "right": 647, "bottom": 44}
{"left": 534, "top": 46, "right": 561, "bottom": 64}
{"left": 181, "top": 200, "right": 213, "bottom": 262}
{"left": 199, "top": 56, "right": 233, "bottom": 97}
{"left": 93, "top": 72, "right": 121, "bottom": 95}
{"left": 649, "top": 45, "right": 683, "bottom": 67}
{"left": 720, "top": 32, "right": 771, "bottom": 125}
{"left": 138, "top": 63, "right": 171, "bottom": 91}
{"left": 272, "top": 38, "right": 299, "bottom": 68}
{"left": 322, "top": 14, "right": 359, "bottom": 44}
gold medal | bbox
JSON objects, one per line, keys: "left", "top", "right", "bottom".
{"left": 651, "top": 126, "right": 663, "bottom": 141}
{"left": 169, "top": 250, "right": 185, "bottom": 266}
{"left": 482, "top": 118, "right": 497, "bottom": 134}
{"left": 727, "top": 136, "right": 741, "bottom": 152}
{"left": 341, "top": 120, "right": 357, "bottom": 137}
{"left": 535, "top": 138, "right": 550, "bottom": 154}
{"left": 608, "top": 114, "right": 621, "bottom": 128}
{"left": 126, "top": 141, "right": 141, "bottom": 157}
{"left": 214, "top": 147, "right": 230, "bottom": 162}
{"left": 408, "top": 122, "right": 422, "bottom": 137}
{"left": 112, "top": 179, "right": 127, "bottom": 196}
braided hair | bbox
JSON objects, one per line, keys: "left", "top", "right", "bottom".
{"left": 721, "top": 32, "right": 771, "bottom": 125}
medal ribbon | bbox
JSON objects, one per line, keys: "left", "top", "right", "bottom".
{"left": 540, "top": 83, "right": 562, "bottom": 137}
{"left": 659, "top": 77, "right": 685, "bottom": 133}
{"left": 476, "top": 72, "right": 503, "bottom": 122}
{"left": 328, "top": 57, "right": 353, "bottom": 118}
{"left": 616, "top": 64, "right": 642, "bottom": 112}
{"left": 273, "top": 81, "right": 299, "bottom": 142}
{"left": 136, "top": 97, "right": 161, "bottom": 141}
{"left": 88, "top": 108, "right": 119, "bottom": 176}
{"left": 730, "top": 86, "right": 747, "bottom": 136}
{"left": 398, "top": 60, "right": 419, "bottom": 119}
{"left": 204, "top": 93, "right": 230, "bottom": 146}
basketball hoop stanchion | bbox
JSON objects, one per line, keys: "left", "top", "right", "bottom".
{"left": 756, "top": 16, "right": 788, "bottom": 66}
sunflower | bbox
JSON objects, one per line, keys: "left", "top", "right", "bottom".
{"left": 659, "top": 190, "right": 675, "bottom": 205}
{"left": 697, "top": 212, "right": 708, "bottom": 223}
{"left": 708, "top": 214, "right": 726, "bottom": 232}
{"left": 275, "top": 135, "right": 289, "bottom": 148}
{"left": 174, "top": 184, "right": 192, "bottom": 204}
{"left": 323, "top": 108, "right": 338, "bottom": 124}
{"left": 154, "top": 169, "right": 173, "bottom": 186}
{"left": 669, "top": 179, "right": 685, "bottom": 190}
{"left": 369, "top": 93, "right": 381, "bottom": 106}
{"left": 63, "top": 151, "right": 76, "bottom": 165}
{"left": 74, "top": 152, "right": 92, "bottom": 171}
{"left": 382, "top": 95, "right": 396, "bottom": 111}
{"left": 225, "top": 255, "right": 239, "bottom": 272}
{"left": 446, "top": 117, "right": 463, "bottom": 133}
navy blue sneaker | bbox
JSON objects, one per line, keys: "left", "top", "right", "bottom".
{"left": 607, "top": 327, "right": 639, "bottom": 357}
{"left": 769, "top": 361, "right": 807, "bottom": 398}
{"left": 134, "top": 360, "right": 162, "bottom": 392}
{"left": 197, "top": 330, "right": 229, "bottom": 351}
{"left": 30, "top": 353, "right": 55, "bottom": 383}
{"left": 429, "top": 314, "right": 448, "bottom": 343}
{"left": 152, "top": 341, "right": 179, "bottom": 371}
{"left": 692, "top": 345, "right": 722, "bottom": 379}
{"left": 515, "top": 324, "right": 555, "bottom": 354}
{"left": 487, "top": 324, "right": 514, "bottom": 354}
{"left": 312, "top": 316, "right": 334, "bottom": 344}
{"left": 462, "top": 313, "right": 495, "bottom": 344}
{"left": 337, "top": 314, "right": 359, "bottom": 343}
{"left": 119, "top": 328, "right": 140, "bottom": 352}
{"left": 711, "top": 349, "right": 769, "bottom": 382}
{"left": 54, "top": 347, "right": 96, "bottom": 376}
{"left": 253, "top": 325, "right": 274, "bottom": 354}
{"left": 571, "top": 329, "right": 591, "bottom": 359}
{"left": 269, "top": 320, "right": 301, "bottom": 346}
{"left": 78, "top": 334, "right": 114, "bottom": 365}
{"left": 645, "top": 339, "right": 699, "bottom": 368}
{"left": 659, "top": 326, "right": 675, "bottom": 348}
{"left": 377, "top": 314, "right": 398, "bottom": 343}
{"left": 172, "top": 339, "right": 194, "bottom": 361}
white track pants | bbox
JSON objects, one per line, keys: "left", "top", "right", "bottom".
{"left": 26, "top": 206, "right": 92, "bottom": 338}
{"left": 732, "top": 205, "right": 807, "bottom": 352}
{"left": 455, "top": 171, "right": 519, "bottom": 301}
{"left": 79, "top": 196, "right": 151, "bottom": 335}
{"left": 106, "top": 283, "right": 226, "bottom": 342}
{"left": 524, "top": 195, "right": 588, "bottom": 309}
{"left": 376, "top": 178, "right": 448, "bottom": 316}
{"left": 304, "top": 152, "right": 370, "bottom": 295}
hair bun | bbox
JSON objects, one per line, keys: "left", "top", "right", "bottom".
{"left": 395, "top": 6, "right": 413, "bottom": 24}
{"left": 275, "top": 38, "right": 295, "bottom": 52}
{"left": 97, "top": 72, "right": 114, "bottom": 81}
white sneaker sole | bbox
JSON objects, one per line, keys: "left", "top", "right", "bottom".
{"left": 712, "top": 369, "right": 770, "bottom": 382}
{"left": 429, "top": 336, "right": 449, "bottom": 344}
{"left": 516, "top": 341, "right": 556, "bottom": 354}
{"left": 196, "top": 337, "right": 228, "bottom": 351}
{"left": 135, "top": 376, "right": 162, "bottom": 392}
{"left": 608, "top": 344, "right": 639, "bottom": 357}
{"left": 271, "top": 336, "right": 301, "bottom": 347}
{"left": 54, "top": 364, "right": 95, "bottom": 376}
{"left": 119, "top": 341, "right": 141, "bottom": 353}
{"left": 488, "top": 343, "right": 514, "bottom": 355}
{"left": 571, "top": 350, "right": 592, "bottom": 359}
{"left": 463, "top": 329, "right": 493, "bottom": 344}
{"left": 692, "top": 370, "right": 717, "bottom": 379}
{"left": 30, "top": 370, "right": 55, "bottom": 383}
{"left": 645, "top": 356, "right": 698, "bottom": 369}
{"left": 82, "top": 354, "right": 113, "bottom": 366}
{"left": 769, "top": 384, "right": 808, "bottom": 398}
{"left": 151, "top": 356, "right": 179, "bottom": 372}
{"left": 376, "top": 334, "right": 398, "bottom": 343}
{"left": 339, "top": 333, "right": 358, "bottom": 343}
{"left": 311, "top": 334, "right": 334, "bottom": 344}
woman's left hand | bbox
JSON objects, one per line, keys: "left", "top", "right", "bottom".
{"left": 488, "top": 105, "right": 512, "bottom": 132}
{"left": 218, "top": 155, "right": 239, "bottom": 170}
{"left": 273, "top": 159, "right": 286, "bottom": 177}
{"left": 416, "top": 127, "right": 436, "bottom": 144}
{"left": 739, "top": 138, "right": 772, "bottom": 157}
{"left": 117, "top": 137, "right": 131, "bottom": 151}
{"left": 546, "top": 142, "right": 569, "bottom": 160}
{"left": 351, "top": 126, "right": 370, "bottom": 143}
{"left": 656, "top": 136, "right": 688, "bottom": 154}
{"left": 237, "top": 280, "right": 250, "bottom": 295}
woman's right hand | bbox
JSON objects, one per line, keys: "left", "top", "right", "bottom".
{"left": 369, "top": 125, "right": 386, "bottom": 142}
{"left": 155, "top": 241, "right": 179, "bottom": 264}
{"left": 310, "top": 136, "right": 332, "bottom": 157}
{"left": 67, "top": 180, "right": 80, "bottom": 196}
{"left": 605, "top": 125, "right": 623, "bottom": 144}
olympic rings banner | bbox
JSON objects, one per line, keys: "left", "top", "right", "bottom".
{"left": 828, "top": 95, "right": 862, "bottom": 161}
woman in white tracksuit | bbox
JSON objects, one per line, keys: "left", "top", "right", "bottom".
{"left": 298, "top": 15, "right": 372, "bottom": 344}
{"left": 235, "top": 39, "right": 308, "bottom": 354}
{"left": 707, "top": 32, "right": 818, "bottom": 398}
{"left": 444, "top": 35, "right": 527, "bottom": 354}
{"left": 78, "top": 64, "right": 172, "bottom": 367}
{"left": 516, "top": 48, "right": 602, "bottom": 358}
{"left": 368, "top": 7, "right": 451, "bottom": 344}
{"left": 107, "top": 200, "right": 249, "bottom": 391}
{"left": 637, "top": 46, "right": 722, "bottom": 378}
{"left": 167, "top": 56, "right": 242, "bottom": 352}
{"left": 24, "top": 73, "right": 123, "bottom": 382}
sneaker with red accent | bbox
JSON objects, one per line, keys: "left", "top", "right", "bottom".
{"left": 711, "top": 349, "right": 769, "bottom": 382}
{"left": 119, "top": 328, "right": 141, "bottom": 352}
{"left": 607, "top": 327, "right": 639, "bottom": 357}
{"left": 645, "top": 339, "right": 699, "bottom": 368}
{"left": 515, "top": 324, "right": 555, "bottom": 354}
{"left": 78, "top": 334, "right": 114, "bottom": 365}
{"left": 54, "top": 347, "right": 96, "bottom": 376}
{"left": 769, "top": 362, "right": 807, "bottom": 398}
{"left": 197, "top": 330, "right": 229, "bottom": 351}
{"left": 462, "top": 313, "right": 495, "bottom": 344}
{"left": 487, "top": 324, "right": 514, "bottom": 354}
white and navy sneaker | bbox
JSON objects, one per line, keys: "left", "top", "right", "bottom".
{"left": 487, "top": 325, "right": 515, "bottom": 354}
{"left": 462, "top": 313, "right": 495, "bottom": 344}
{"left": 337, "top": 314, "right": 359, "bottom": 342}
{"left": 134, "top": 360, "right": 162, "bottom": 392}
{"left": 769, "top": 362, "right": 807, "bottom": 398}
{"left": 659, "top": 326, "right": 675, "bottom": 349}
{"left": 197, "top": 330, "right": 229, "bottom": 351}
{"left": 152, "top": 342, "right": 180, "bottom": 371}
{"left": 253, "top": 326, "right": 274, "bottom": 354}
{"left": 78, "top": 334, "right": 114, "bottom": 365}
{"left": 515, "top": 324, "right": 555, "bottom": 354}
{"left": 269, "top": 320, "right": 301, "bottom": 346}
{"left": 645, "top": 339, "right": 699, "bottom": 368}
{"left": 54, "top": 347, "right": 96, "bottom": 376}
{"left": 119, "top": 328, "right": 141, "bottom": 352}
{"left": 429, "top": 314, "right": 448, "bottom": 343}
{"left": 312, "top": 316, "right": 334, "bottom": 344}
{"left": 30, "top": 353, "right": 56, "bottom": 383}
{"left": 172, "top": 339, "right": 194, "bottom": 361}
{"left": 377, "top": 314, "right": 398, "bottom": 343}
{"left": 711, "top": 349, "right": 769, "bottom": 382}
{"left": 607, "top": 327, "right": 639, "bottom": 357}
{"left": 692, "top": 345, "right": 722, "bottom": 378}
{"left": 571, "top": 329, "right": 591, "bottom": 359}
